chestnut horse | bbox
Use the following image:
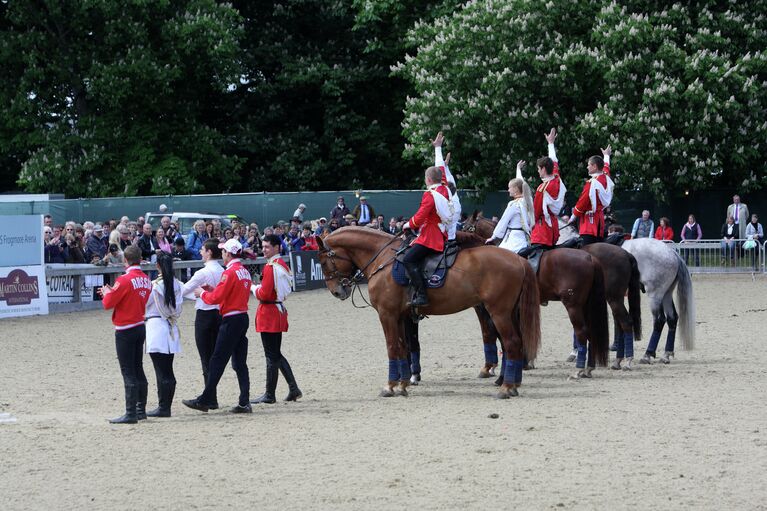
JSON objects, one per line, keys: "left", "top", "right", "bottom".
{"left": 462, "top": 214, "right": 610, "bottom": 377}
{"left": 316, "top": 227, "right": 540, "bottom": 398}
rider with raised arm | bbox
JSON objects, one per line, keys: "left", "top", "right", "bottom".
{"left": 486, "top": 161, "right": 534, "bottom": 254}
{"left": 530, "top": 128, "right": 567, "bottom": 251}
{"left": 570, "top": 145, "right": 614, "bottom": 245}
{"left": 433, "top": 132, "right": 461, "bottom": 243}
{"left": 402, "top": 166, "right": 450, "bottom": 307}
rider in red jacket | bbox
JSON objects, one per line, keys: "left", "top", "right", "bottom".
{"left": 402, "top": 165, "right": 449, "bottom": 306}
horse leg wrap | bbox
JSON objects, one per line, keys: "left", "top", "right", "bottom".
{"left": 503, "top": 359, "right": 518, "bottom": 385}
{"left": 624, "top": 332, "right": 634, "bottom": 359}
{"left": 646, "top": 330, "right": 661, "bottom": 357}
{"left": 410, "top": 351, "right": 421, "bottom": 375}
{"left": 572, "top": 331, "right": 578, "bottom": 350}
{"left": 616, "top": 331, "right": 625, "bottom": 359}
{"left": 664, "top": 328, "right": 677, "bottom": 354}
{"left": 398, "top": 359, "right": 412, "bottom": 381}
{"left": 514, "top": 360, "right": 524, "bottom": 386}
{"left": 388, "top": 360, "right": 399, "bottom": 382}
{"left": 575, "top": 341, "right": 587, "bottom": 369}
{"left": 483, "top": 343, "right": 499, "bottom": 365}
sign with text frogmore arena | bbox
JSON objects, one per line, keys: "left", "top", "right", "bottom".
{"left": 0, "top": 215, "right": 44, "bottom": 267}
{"left": 0, "top": 266, "right": 48, "bottom": 318}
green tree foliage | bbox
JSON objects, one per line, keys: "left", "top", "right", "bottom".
{"left": 396, "top": 0, "right": 767, "bottom": 198}
{"left": 0, "top": 0, "right": 244, "bottom": 196}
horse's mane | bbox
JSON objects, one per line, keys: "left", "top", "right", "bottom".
{"left": 326, "top": 226, "right": 395, "bottom": 242}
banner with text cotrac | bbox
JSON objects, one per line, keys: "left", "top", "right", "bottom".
{"left": 0, "top": 215, "right": 44, "bottom": 267}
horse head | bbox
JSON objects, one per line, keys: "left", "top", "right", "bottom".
{"left": 462, "top": 210, "right": 483, "bottom": 233}
{"left": 316, "top": 234, "right": 357, "bottom": 300}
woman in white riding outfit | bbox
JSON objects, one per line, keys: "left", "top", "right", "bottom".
{"left": 486, "top": 161, "right": 534, "bottom": 253}
{"left": 144, "top": 251, "right": 184, "bottom": 417}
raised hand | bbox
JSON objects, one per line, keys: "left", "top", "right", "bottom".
{"left": 601, "top": 145, "right": 612, "bottom": 157}
{"left": 544, "top": 128, "right": 557, "bottom": 145}
{"left": 432, "top": 132, "right": 444, "bottom": 148}
{"left": 516, "top": 160, "right": 526, "bottom": 172}
{"left": 445, "top": 152, "right": 451, "bottom": 166}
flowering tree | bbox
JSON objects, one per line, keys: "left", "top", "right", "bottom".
{"left": 397, "top": 0, "right": 767, "bottom": 199}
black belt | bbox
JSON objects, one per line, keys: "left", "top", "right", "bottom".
{"left": 259, "top": 301, "right": 283, "bottom": 305}
{"left": 145, "top": 316, "right": 161, "bottom": 321}
{"left": 506, "top": 227, "right": 524, "bottom": 231}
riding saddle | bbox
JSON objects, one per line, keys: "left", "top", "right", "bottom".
{"left": 392, "top": 239, "right": 460, "bottom": 289}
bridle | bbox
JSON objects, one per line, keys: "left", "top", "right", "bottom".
{"left": 318, "top": 235, "right": 403, "bottom": 308}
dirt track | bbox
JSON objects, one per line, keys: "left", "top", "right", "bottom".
{"left": 1, "top": 275, "right": 766, "bottom": 510}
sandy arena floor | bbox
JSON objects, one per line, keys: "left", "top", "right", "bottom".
{"left": 1, "top": 275, "right": 766, "bottom": 510}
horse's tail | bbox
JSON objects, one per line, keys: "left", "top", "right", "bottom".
{"left": 627, "top": 252, "right": 643, "bottom": 340}
{"left": 675, "top": 253, "right": 696, "bottom": 350}
{"left": 586, "top": 259, "right": 610, "bottom": 367}
{"left": 518, "top": 259, "right": 541, "bottom": 362}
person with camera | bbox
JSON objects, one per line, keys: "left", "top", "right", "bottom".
{"left": 65, "top": 234, "right": 86, "bottom": 264}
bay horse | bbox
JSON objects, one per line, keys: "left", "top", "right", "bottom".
{"left": 462, "top": 214, "right": 610, "bottom": 377}
{"left": 316, "top": 227, "right": 540, "bottom": 398}
{"left": 621, "top": 238, "right": 695, "bottom": 363}
{"left": 557, "top": 221, "right": 644, "bottom": 369}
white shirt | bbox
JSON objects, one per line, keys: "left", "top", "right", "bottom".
{"left": 434, "top": 146, "right": 462, "bottom": 240}
{"left": 145, "top": 279, "right": 184, "bottom": 354}
{"left": 182, "top": 260, "right": 224, "bottom": 310}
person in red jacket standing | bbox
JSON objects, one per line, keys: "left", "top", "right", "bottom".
{"left": 531, "top": 128, "right": 567, "bottom": 248}
{"left": 99, "top": 245, "right": 152, "bottom": 424}
{"left": 570, "top": 144, "right": 614, "bottom": 245}
{"left": 250, "top": 234, "right": 302, "bottom": 404}
{"left": 401, "top": 165, "right": 449, "bottom": 306}
{"left": 183, "top": 239, "right": 253, "bottom": 414}
{"left": 654, "top": 217, "right": 674, "bottom": 241}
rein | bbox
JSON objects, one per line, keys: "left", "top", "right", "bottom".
{"left": 319, "top": 234, "right": 402, "bottom": 308}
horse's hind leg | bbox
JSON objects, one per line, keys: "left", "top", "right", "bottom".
{"left": 640, "top": 300, "right": 666, "bottom": 364}
{"left": 609, "top": 300, "right": 634, "bottom": 371}
{"left": 475, "top": 306, "right": 499, "bottom": 378}
{"left": 487, "top": 311, "right": 523, "bottom": 398}
{"left": 564, "top": 305, "right": 592, "bottom": 378}
{"left": 660, "top": 299, "right": 678, "bottom": 364}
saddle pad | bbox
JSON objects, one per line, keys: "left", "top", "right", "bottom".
{"left": 392, "top": 260, "right": 448, "bottom": 289}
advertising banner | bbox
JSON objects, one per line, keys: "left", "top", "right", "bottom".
{"left": 0, "top": 265, "right": 49, "bottom": 318}
{"left": 289, "top": 250, "right": 327, "bottom": 292}
{"left": 46, "top": 274, "right": 97, "bottom": 304}
{"left": 0, "top": 215, "right": 43, "bottom": 267}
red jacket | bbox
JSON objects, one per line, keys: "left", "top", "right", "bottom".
{"left": 102, "top": 266, "right": 152, "bottom": 329}
{"left": 301, "top": 236, "right": 319, "bottom": 251}
{"left": 654, "top": 226, "right": 674, "bottom": 241}
{"left": 531, "top": 161, "right": 561, "bottom": 246}
{"left": 201, "top": 259, "right": 251, "bottom": 317}
{"left": 409, "top": 185, "right": 449, "bottom": 252}
{"left": 573, "top": 160, "right": 612, "bottom": 237}
{"left": 255, "top": 257, "right": 290, "bottom": 333}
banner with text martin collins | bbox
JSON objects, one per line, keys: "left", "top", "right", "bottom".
{"left": 0, "top": 215, "right": 48, "bottom": 318}
{"left": 289, "top": 250, "right": 326, "bottom": 292}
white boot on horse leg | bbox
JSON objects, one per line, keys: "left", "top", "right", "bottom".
{"left": 639, "top": 353, "right": 652, "bottom": 364}
{"left": 409, "top": 374, "right": 419, "bottom": 385}
{"left": 566, "top": 350, "right": 577, "bottom": 363}
{"left": 660, "top": 351, "right": 674, "bottom": 364}
{"left": 622, "top": 357, "right": 633, "bottom": 371}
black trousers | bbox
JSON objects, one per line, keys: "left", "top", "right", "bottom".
{"left": 580, "top": 235, "right": 603, "bottom": 246}
{"left": 149, "top": 352, "right": 176, "bottom": 386}
{"left": 200, "top": 313, "right": 249, "bottom": 406}
{"left": 402, "top": 243, "right": 439, "bottom": 265}
{"left": 261, "top": 332, "right": 285, "bottom": 367}
{"left": 115, "top": 325, "right": 147, "bottom": 388}
{"left": 194, "top": 309, "right": 221, "bottom": 388}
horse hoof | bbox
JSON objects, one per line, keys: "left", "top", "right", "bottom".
{"left": 409, "top": 374, "right": 419, "bottom": 385}
{"left": 639, "top": 355, "right": 652, "bottom": 365}
{"left": 610, "top": 359, "right": 622, "bottom": 370}
{"left": 573, "top": 369, "right": 592, "bottom": 379}
{"left": 523, "top": 362, "right": 535, "bottom": 370}
{"left": 495, "top": 390, "right": 510, "bottom": 400}
{"left": 493, "top": 376, "right": 503, "bottom": 387}
{"left": 623, "top": 358, "right": 633, "bottom": 371}
{"left": 660, "top": 357, "right": 670, "bottom": 365}
{"left": 478, "top": 369, "right": 492, "bottom": 379}
{"left": 380, "top": 389, "right": 395, "bottom": 398}
{"left": 509, "top": 387, "right": 519, "bottom": 397}
{"left": 396, "top": 388, "right": 409, "bottom": 397}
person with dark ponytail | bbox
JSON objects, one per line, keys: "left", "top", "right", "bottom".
{"left": 144, "top": 252, "right": 184, "bottom": 417}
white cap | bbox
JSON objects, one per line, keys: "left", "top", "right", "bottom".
{"left": 219, "top": 239, "right": 242, "bottom": 255}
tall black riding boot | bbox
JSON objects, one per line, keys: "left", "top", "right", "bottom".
{"left": 403, "top": 262, "right": 429, "bottom": 307}
{"left": 147, "top": 380, "right": 174, "bottom": 418}
{"left": 136, "top": 382, "right": 148, "bottom": 420}
{"left": 280, "top": 358, "right": 302, "bottom": 402}
{"left": 110, "top": 384, "right": 138, "bottom": 424}
{"left": 250, "top": 363, "right": 278, "bottom": 404}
